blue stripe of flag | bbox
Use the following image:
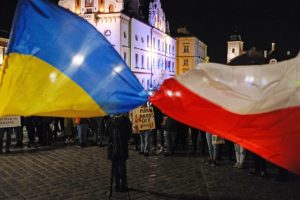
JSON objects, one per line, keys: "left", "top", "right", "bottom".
{"left": 8, "top": 0, "right": 148, "bottom": 114}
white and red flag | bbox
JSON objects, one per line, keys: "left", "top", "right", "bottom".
{"left": 150, "top": 55, "right": 300, "bottom": 175}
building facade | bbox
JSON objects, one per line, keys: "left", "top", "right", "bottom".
{"left": 227, "top": 31, "right": 244, "bottom": 63}
{"left": 175, "top": 27, "right": 207, "bottom": 75}
{"left": 227, "top": 31, "right": 295, "bottom": 64}
{"left": 59, "top": 0, "right": 176, "bottom": 90}
{"left": 0, "top": 37, "right": 8, "bottom": 67}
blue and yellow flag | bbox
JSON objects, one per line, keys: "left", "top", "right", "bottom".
{"left": 0, "top": 0, "right": 148, "bottom": 117}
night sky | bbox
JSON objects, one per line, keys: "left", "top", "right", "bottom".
{"left": 1, "top": 0, "right": 299, "bottom": 63}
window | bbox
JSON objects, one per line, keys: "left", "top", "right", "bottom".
{"left": 183, "top": 59, "right": 188, "bottom": 66}
{"left": 169, "top": 44, "right": 171, "bottom": 54}
{"left": 141, "top": 37, "right": 144, "bottom": 43}
{"left": 172, "top": 62, "right": 174, "bottom": 72}
{"left": 123, "top": 52, "right": 127, "bottom": 62}
{"left": 109, "top": 4, "right": 114, "bottom": 12}
{"left": 184, "top": 45, "right": 189, "bottom": 53}
{"left": 123, "top": 32, "right": 127, "bottom": 38}
{"left": 0, "top": 47, "right": 3, "bottom": 65}
{"left": 141, "top": 79, "right": 145, "bottom": 88}
{"left": 147, "top": 79, "right": 150, "bottom": 90}
{"left": 153, "top": 38, "right": 155, "bottom": 49}
{"left": 76, "top": 0, "right": 80, "bottom": 7}
{"left": 157, "top": 59, "right": 160, "bottom": 69}
{"left": 147, "top": 35, "right": 149, "bottom": 47}
{"left": 165, "top": 43, "right": 168, "bottom": 53}
{"left": 164, "top": 60, "right": 167, "bottom": 70}
{"left": 172, "top": 46, "right": 175, "bottom": 55}
{"left": 135, "top": 34, "right": 138, "bottom": 41}
{"left": 232, "top": 48, "right": 235, "bottom": 53}
{"left": 86, "top": 8, "right": 93, "bottom": 13}
{"left": 162, "top": 42, "right": 164, "bottom": 52}
{"left": 147, "top": 57, "right": 150, "bottom": 69}
{"left": 158, "top": 39, "right": 160, "bottom": 50}
{"left": 85, "top": 0, "right": 93, "bottom": 7}
{"left": 135, "top": 53, "right": 139, "bottom": 68}
{"left": 141, "top": 55, "right": 144, "bottom": 69}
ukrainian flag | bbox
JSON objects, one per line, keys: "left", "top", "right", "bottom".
{"left": 0, "top": 0, "right": 148, "bottom": 117}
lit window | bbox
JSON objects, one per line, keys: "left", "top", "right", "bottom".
{"left": 184, "top": 45, "right": 189, "bottom": 53}
{"left": 109, "top": 4, "right": 114, "bottom": 12}
{"left": 183, "top": 59, "right": 188, "bottom": 66}
{"left": 86, "top": 8, "right": 93, "bottom": 13}
{"left": 147, "top": 57, "right": 149, "bottom": 69}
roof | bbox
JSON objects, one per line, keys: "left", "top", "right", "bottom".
{"left": 229, "top": 30, "right": 242, "bottom": 41}
{"left": 229, "top": 48, "right": 267, "bottom": 65}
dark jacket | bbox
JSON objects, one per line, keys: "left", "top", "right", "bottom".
{"left": 164, "top": 116, "right": 179, "bottom": 132}
{"left": 153, "top": 105, "right": 163, "bottom": 130}
{"left": 106, "top": 115, "right": 132, "bottom": 160}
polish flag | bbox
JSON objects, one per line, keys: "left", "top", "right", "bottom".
{"left": 150, "top": 55, "right": 300, "bottom": 175}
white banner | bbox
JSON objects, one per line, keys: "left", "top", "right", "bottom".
{"left": 0, "top": 116, "right": 21, "bottom": 128}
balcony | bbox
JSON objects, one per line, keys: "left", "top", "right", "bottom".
{"left": 79, "top": 13, "right": 95, "bottom": 23}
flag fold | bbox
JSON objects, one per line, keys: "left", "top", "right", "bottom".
{"left": 0, "top": 0, "right": 148, "bottom": 117}
{"left": 150, "top": 55, "right": 300, "bottom": 175}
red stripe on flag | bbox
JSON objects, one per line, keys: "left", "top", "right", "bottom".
{"left": 150, "top": 78, "right": 300, "bottom": 175}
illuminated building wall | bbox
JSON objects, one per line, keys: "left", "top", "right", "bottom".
{"left": 0, "top": 37, "right": 8, "bottom": 66}
{"left": 227, "top": 31, "right": 244, "bottom": 63}
{"left": 59, "top": 0, "right": 175, "bottom": 90}
{"left": 176, "top": 36, "right": 207, "bottom": 75}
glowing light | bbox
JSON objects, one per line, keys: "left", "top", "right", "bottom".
{"left": 166, "top": 90, "right": 173, "bottom": 97}
{"left": 245, "top": 76, "right": 254, "bottom": 84}
{"left": 114, "top": 65, "right": 123, "bottom": 73}
{"left": 261, "top": 78, "right": 267, "bottom": 86}
{"left": 175, "top": 91, "right": 181, "bottom": 97}
{"left": 49, "top": 72, "right": 57, "bottom": 83}
{"left": 72, "top": 54, "right": 84, "bottom": 67}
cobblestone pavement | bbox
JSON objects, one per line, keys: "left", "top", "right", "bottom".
{"left": 0, "top": 143, "right": 300, "bottom": 200}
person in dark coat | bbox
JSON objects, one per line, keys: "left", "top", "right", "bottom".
{"left": 106, "top": 114, "right": 132, "bottom": 193}
{"left": 24, "top": 116, "right": 36, "bottom": 148}
{"left": 151, "top": 105, "right": 164, "bottom": 151}
{"left": 163, "top": 115, "right": 179, "bottom": 156}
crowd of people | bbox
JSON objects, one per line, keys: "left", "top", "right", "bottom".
{"left": 0, "top": 106, "right": 289, "bottom": 185}
{"left": 0, "top": 116, "right": 107, "bottom": 153}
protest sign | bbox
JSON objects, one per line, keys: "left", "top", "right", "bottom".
{"left": 0, "top": 116, "right": 21, "bottom": 128}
